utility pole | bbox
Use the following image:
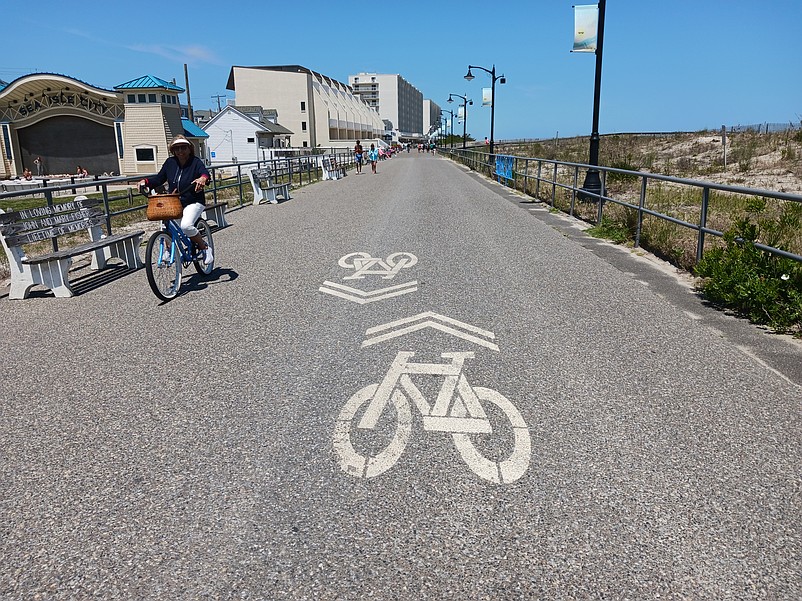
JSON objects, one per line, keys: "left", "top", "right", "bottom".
{"left": 183, "top": 64, "right": 194, "bottom": 123}
{"left": 212, "top": 95, "right": 226, "bottom": 113}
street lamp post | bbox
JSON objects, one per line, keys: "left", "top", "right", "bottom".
{"left": 464, "top": 64, "right": 505, "bottom": 157}
{"left": 580, "top": 0, "right": 606, "bottom": 201}
{"left": 447, "top": 94, "right": 472, "bottom": 149}
{"left": 441, "top": 109, "right": 456, "bottom": 148}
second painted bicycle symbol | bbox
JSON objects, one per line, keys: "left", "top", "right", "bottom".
{"left": 338, "top": 251, "right": 418, "bottom": 280}
{"left": 332, "top": 351, "right": 531, "bottom": 484}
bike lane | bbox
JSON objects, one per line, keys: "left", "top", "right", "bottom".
{"left": 0, "top": 153, "right": 799, "bottom": 599}
{"left": 228, "top": 153, "right": 801, "bottom": 599}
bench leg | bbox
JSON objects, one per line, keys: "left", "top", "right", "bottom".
{"left": 202, "top": 206, "right": 229, "bottom": 228}
{"left": 280, "top": 185, "right": 291, "bottom": 200}
{"left": 90, "top": 235, "right": 144, "bottom": 271}
{"left": 27, "top": 258, "right": 75, "bottom": 298}
{"left": 8, "top": 268, "right": 37, "bottom": 300}
{"left": 265, "top": 189, "right": 279, "bottom": 204}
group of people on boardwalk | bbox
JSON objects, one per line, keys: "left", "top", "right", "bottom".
{"left": 354, "top": 141, "right": 380, "bottom": 175}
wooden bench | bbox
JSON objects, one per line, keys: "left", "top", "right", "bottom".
{"left": 202, "top": 201, "right": 229, "bottom": 229}
{"left": 247, "top": 168, "right": 291, "bottom": 205}
{"left": 0, "top": 196, "right": 144, "bottom": 299}
{"left": 321, "top": 156, "right": 347, "bottom": 180}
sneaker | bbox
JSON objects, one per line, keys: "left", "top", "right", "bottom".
{"left": 203, "top": 245, "right": 214, "bottom": 265}
{"left": 161, "top": 250, "right": 172, "bottom": 263}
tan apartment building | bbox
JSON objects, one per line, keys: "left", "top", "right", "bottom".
{"left": 226, "top": 66, "right": 385, "bottom": 149}
{"left": 349, "top": 73, "right": 426, "bottom": 139}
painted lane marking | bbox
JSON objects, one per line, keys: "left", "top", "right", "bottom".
{"left": 319, "top": 280, "right": 418, "bottom": 304}
{"left": 338, "top": 252, "right": 418, "bottom": 280}
{"left": 332, "top": 351, "right": 530, "bottom": 483}
{"left": 362, "top": 311, "right": 499, "bottom": 351}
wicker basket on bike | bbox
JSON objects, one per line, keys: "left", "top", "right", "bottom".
{"left": 145, "top": 193, "right": 183, "bottom": 221}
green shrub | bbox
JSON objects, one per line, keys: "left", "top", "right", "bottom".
{"left": 695, "top": 216, "right": 802, "bottom": 335}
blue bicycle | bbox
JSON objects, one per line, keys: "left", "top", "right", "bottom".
{"left": 144, "top": 202, "right": 215, "bottom": 301}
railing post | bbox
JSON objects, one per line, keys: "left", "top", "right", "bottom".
{"left": 570, "top": 166, "right": 578, "bottom": 216}
{"left": 523, "top": 158, "right": 529, "bottom": 196}
{"left": 635, "top": 176, "right": 648, "bottom": 249}
{"left": 551, "top": 162, "right": 557, "bottom": 207}
{"left": 44, "top": 188, "right": 57, "bottom": 252}
{"left": 596, "top": 171, "right": 606, "bottom": 224}
{"left": 535, "top": 161, "right": 542, "bottom": 199}
{"left": 101, "top": 183, "right": 112, "bottom": 234}
{"left": 237, "top": 164, "right": 243, "bottom": 204}
{"left": 697, "top": 187, "right": 710, "bottom": 262}
{"left": 210, "top": 167, "right": 220, "bottom": 205}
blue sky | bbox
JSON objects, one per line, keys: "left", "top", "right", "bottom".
{"left": 2, "top": 0, "right": 800, "bottom": 140}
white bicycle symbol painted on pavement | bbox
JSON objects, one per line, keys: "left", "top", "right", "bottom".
{"left": 338, "top": 252, "right": 418, "bottom": 280}
{"left": 333, "top": 351, "right": 531, "bottom": 484}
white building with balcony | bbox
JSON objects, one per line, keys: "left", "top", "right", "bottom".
{"left": 226, "top": 65, "right": 384, "bottom": 149}
{"left": 349, "top": 73, "right": 424, "bottom": 139}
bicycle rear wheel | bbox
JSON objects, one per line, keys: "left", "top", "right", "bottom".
{"left": 193, "top": 219, "right": 214, "bottom": 275}
{"left": 145, "top": 231, "right": 182, "bottom": 301}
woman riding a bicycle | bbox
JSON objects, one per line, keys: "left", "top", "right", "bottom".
{"left": 138, "top": 135, "right": 213, "bottom": 265}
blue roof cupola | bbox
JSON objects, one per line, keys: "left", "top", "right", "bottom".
{"left": 114, "top": 75, "right": 184, "bottom": 92}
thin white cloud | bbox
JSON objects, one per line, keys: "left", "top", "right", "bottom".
{"left": 126, "top": 43, "right": 224, "bottom": 66}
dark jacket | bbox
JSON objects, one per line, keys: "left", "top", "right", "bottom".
{"left": 146, "top": 155, "right": 210, "bottom": 207}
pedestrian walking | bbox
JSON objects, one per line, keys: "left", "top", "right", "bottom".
{"left": 354, "top": 140, "right": 364, "bottom": 174}
{"left": 368, "top": 144, "right": 378, "bottom": 174}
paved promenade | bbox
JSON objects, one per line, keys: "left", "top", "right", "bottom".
{"left": 1, "top": 152, "right": 800, "bottom": 599}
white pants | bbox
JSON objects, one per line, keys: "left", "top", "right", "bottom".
{"left": 180, "top": 202, "right": 205, "bottom": 237}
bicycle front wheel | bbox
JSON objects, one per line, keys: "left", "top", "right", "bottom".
{"left": 193, "top": 219, "right": 214, "bottom": 275}
{"left": 145, "top": 231, "right": 182, "bottom": 301}
{"left": 332, "top": 384, "right": 412, "bottom": 479}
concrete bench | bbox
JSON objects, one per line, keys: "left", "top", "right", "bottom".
{"left": 0, "top": 196, "right": 144, "bottom": 299}
{"left": 321, "top": 156, "right": 347, "bottom": 180}
{"left": 202, "top": 201, "right": 229, "bottom": 229}
{"left": 247, "top": 168, "right": 291, "bottom": 205}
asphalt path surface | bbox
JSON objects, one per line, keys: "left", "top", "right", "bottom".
{"left": 1, "top": 152, "right": 800, "bottom": 599}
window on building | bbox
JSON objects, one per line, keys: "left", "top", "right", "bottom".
{"left": 135, "top": 148, "right": 155, "bottom": 162}
{"left": 300, "top": 101, "right": 306, "bottom": 112}
{"left": 127, "top": 94, "right": 136, "bottom": 103}
{"left": 148, "top": 94, "right": 157, "bottom": 103}
{"left": 301, "top": 121, "right": 307, "bottom": 132}
{"left": 302, "top": 141, "right": 308, "bottom": 147}
{"left": 247, "top": 137, "right": 255, "bottom": 143}
{"left": 138, "top": 94, "right": 146, "bottom": 103}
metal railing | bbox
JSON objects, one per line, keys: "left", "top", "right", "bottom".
{"left": 0, "top": 151, "right": 356, "bottom": 254}
{"left": 446, "top": 148, "right": 802, "bottom": 264}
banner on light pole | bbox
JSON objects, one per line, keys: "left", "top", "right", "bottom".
{"left": 458, "top": 106, "right": 465, "bottom": 119}
{"left": 482, "top": 87, "right": 492, "bottom": 107}
{"left": 573, "top": 4, "right": 598, "bottom": 52}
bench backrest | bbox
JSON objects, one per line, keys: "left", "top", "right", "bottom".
{"left": 0, "top": 197, "right": 104, "bottom": 248}
{"left": 251, "top": 168, "right": 274, "bottom": 189}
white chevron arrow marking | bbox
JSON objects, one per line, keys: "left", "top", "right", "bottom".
{"left": 319, "top": 280, "right": 418, "bottom": 304}
{"left": 362, "top": 311, "right": 499, "bottom": 351}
